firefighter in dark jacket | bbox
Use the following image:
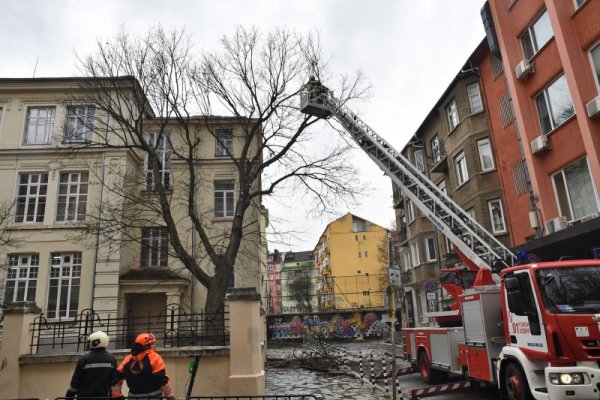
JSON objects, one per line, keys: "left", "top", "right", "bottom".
{"left": 112, "top": 332, "right": 175, "bottom": 400}
{"left": 66, "top": 330, "right": 117, "bottom": 400}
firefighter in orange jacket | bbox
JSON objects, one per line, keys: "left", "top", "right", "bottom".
{"left": 111, "top": 332, "right": 175, "bottom": 400}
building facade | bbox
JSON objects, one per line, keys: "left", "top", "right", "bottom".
{"left": 0, "top": 77, "right": 266, "bottom": 323}
{"left": 314, "top": 213, "right": 388, "bottom": 312}
{"left": 265, "top": 250, "right": 283, "bottom": 315}
{"left": 280, "top": 251, "right": 316, "bottom": 314}
{"left": 393, "top": 41, "right": 511, "bottom": 327}
{"left": 485, "top": 0, "right": 600, "bottom": 259}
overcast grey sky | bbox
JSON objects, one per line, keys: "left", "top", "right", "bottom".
{"left": 0, "top": 0, "right": 487, "bottom": 252}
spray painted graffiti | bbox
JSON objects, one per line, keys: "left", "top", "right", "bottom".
{"left": 267, "top": 311, "right": 389, "bottom": 340}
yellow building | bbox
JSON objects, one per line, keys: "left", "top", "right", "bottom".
{"left": 0, "top": 77, "right": 266, "bottom": 324}
{"left": 314, "top": 213, "right": 388, "bottom": 312}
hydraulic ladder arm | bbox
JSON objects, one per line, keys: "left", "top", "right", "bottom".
{"left": 300, "top": 81, "right": 516, "bottom": 271}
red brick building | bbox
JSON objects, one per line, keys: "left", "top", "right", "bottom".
{"left": 483, "top": 0, "right": 600, "bottom": 259}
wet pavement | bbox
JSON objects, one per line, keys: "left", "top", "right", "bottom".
{"left": 265, "top": 341, "right": 499, "bottom": 400}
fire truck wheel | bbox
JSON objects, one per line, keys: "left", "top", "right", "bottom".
{"left": 503, "top": 362, "right": 532, "bottom": 400}
{"left": 418, "top": 351, "right": 433, "bottom": 384}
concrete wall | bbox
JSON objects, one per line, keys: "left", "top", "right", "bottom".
{"left": 0, "top": 288, "right": 265, "bottom": 399}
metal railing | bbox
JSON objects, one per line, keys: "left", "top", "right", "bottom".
{"left": 30, "top": 304, "right": 229, "bottom": 354}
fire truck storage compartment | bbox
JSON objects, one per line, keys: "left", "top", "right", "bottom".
{"left": 430, "top": 328, "right": 464, "bottom": 373}
{"left": 461, "top": 286, "right": 504, "bottom": 383}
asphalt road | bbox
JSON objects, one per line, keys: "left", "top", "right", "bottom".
{"left": 266, "top": 341, "right": 500, "bottom": 399}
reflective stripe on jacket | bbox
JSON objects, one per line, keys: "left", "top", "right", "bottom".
{"left": 112, "top": 348, "right": 171, "bottom": 397}
{"left": 69, "top": 348, "right": 117, "bottom": 398}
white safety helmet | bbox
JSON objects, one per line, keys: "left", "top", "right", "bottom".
{"left": 89, "top": 331, "right": 110, "bottom": 349}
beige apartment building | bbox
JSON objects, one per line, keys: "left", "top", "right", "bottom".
{"left": 393, "top": 41, "right": 510, "bottom": 328}
{"left": 0, "top": 77, "right": 266, "bottom": 324}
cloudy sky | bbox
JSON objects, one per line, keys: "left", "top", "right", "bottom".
{"left": 0, "top": 0, "right": 487, "bottom": 252}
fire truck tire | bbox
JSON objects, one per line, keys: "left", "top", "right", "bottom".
{"left": 418, "top": 351, "right": 434, "bottom": 384}
{"left": 503, "top": 362, "right": 533, "bottom": 400}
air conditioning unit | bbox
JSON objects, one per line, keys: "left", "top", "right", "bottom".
{"left": 545, "top": 217, "right": 567, "bottom": 234}
{"left": 586, "top": 96, "right": 600, "bottom": 119}
{"left": 531, "top": 135, "right": 550, "bottom": 154}
{"left": 515, "top": 59, "right": 534, "bottom": 80}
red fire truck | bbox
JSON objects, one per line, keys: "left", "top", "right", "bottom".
{"left": 300, "top": 81, "right": 600, "bottom": 400}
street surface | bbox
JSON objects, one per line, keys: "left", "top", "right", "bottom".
{"left": 266, "top": 341, "right": 499, "bottom": 399}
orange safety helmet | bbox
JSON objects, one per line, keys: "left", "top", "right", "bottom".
{"left": 135, "top": 332, "right": 156, "bottom": 346}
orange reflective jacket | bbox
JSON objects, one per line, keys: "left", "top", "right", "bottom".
{"left": 111, "top": 348, "right": 172, "bottom": 398}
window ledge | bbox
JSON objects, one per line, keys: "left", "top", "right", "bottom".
{"left": 8, "top": 222, "right": 88, "bottom": 231}
{"left": 571, "top": 1, "right": 589, "bottom": 17}
{"left": 545, "top": 113, "right": 577, "bottom": 137}
{"left": 455, "top": 179, "right": 470, "bottom": 190}
{"left": 469, "top": 110, "right": 486, "bottom": 117}
{"left": 492, "top": 230, "right": 508, "bottom": 236}
{"left": 479, "top": 168, "right": 496, "bottom": 175}
{"left": 212, "top": 216, "right": 234, "bottom": 222}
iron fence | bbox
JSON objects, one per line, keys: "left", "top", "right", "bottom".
{"left": 30, "top": 304, "right": 229, "bottom": 354}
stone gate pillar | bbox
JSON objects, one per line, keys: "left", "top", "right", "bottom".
{"left": 0, "top": 301, "right": 41, "bottom": 398}
{"left": 226, "top": 288, "right": 265, "bottom": 395}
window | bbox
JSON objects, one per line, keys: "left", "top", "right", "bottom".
{"left": 590, "top": 41, "right": 600, "bottom": 90}
{"left": 425, "top": 236, "right": 437, "bottom": 262}
{"left": 355, "top": 235, "right": 358, "bottom": 241}
{"left": 65, "top": 106, "right": 95, "bottom": 142}
{"left": 141, "top": 227, "right": 169, "bottom": 267}
{"left": 431, "top": 136, "right": 443, "bottom": 163}
{"left": 488, "top": 199, "right": 507, "bottom": 234}
{"left": 477, "top": 138, "right": 495, "bottom": 172}
{"left": 358, "top": 252, "right": 361, "bottom": 258}
{"left": 3, "top": 254, "right": 38, "bottom": 305}
{"left": 364, "top": 251, "right": 368, "bottom": 257}
{"left": 24, "top": 107, "right": 55, "bottom": 144}
{"left": 455, "top": 152, "right": 469, "bottom": 186}
{"left": 535, "top": 74, "right": 574, "bottom": 134}
{"left": 56, "top": 172, "right": 88, "bottom": 222}
{"left": 446, "top": 99, "right": 459, "bottom": 130}
{"left": 467, "top": 83, "right": 484, "bottom": 114}
{"left": 0, "top": 106, "right": 3, "bottom": 126}
{"left": 406, "top": 199, "right": 415, "bottom": 223}
{"left": 15, "top": 173, "right": 48, "bottom": 223}
{"left": 352, "top": 216, "right": 367, "bottom": 232}
{"left": 214, "top": 180, "right": 235, "bottom": 218}
{"left": 437, "top": 180, "right": 447, "bottom": 194}
{"left": 145, "top": 132, "right": 171, "bottom": 191}
{"left": 215, "top": 129, "right": 233, "bottom": 157}
{"left": 466, "top": 208, "right": 476, "bottom": 220}
{"left": 47, "top": 253, "right": 81, "bottom": 318}
{"left": 403, "top": 252, "right": 412, "bottom": 271}
{"left": 552, "top": 157, "right": 598, "bottom": 221}
{"left": 410, "top": 242, "right": 420, "bottom": 266}
{"left": 414, "top": 149, "right": 425, "bottom": 172}
{"left": 521, "top": 10, "right": 553, "bottom": 60}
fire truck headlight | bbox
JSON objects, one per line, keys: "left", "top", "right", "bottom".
{"left": 549, "top": 373, "right": 585, "bottom": 385}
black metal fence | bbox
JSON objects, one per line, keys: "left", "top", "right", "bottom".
{"left": 30, "top": 304, "right": 229, "bottom": 354}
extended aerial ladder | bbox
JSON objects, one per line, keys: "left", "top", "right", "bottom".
{"left": 300, "top": 82, "right": 516, "bottom": 272}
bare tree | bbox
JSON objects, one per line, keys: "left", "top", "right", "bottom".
{"left": 0, "top": 201, "right": 17, "bottom": 268}
{"left": 69, "top": 26, "right": 367, "bottom": 314}
{"left": 289, "top": 273, "right": 314, "bottom": 313}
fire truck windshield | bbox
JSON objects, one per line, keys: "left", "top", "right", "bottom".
{"left": 537, "top": 266, "right": 600, "bottom": 314}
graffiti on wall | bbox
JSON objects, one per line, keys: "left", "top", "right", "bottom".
{"left": 267, "top": 311, "right": 389, "bottom": 339}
